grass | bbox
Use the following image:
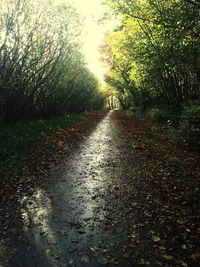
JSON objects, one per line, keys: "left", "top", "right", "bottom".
{"left": 0, "top": 113, "right": 87, "bottom": 160}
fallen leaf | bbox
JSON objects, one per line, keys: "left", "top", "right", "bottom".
{"left": 81, "top": 255, "right": 90, "bottom": 263}
{"left": 98, "top": 257, "right": 109, "bottom": 265}
{"left": 163, "top": 254, "right": 173, "bottom": 260}
{"left": 152, "top": 235, "right": 161, "bottom": 242}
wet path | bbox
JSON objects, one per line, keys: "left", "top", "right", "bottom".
{"left": 1, "top": 112, "right": 137, "bottom": 267}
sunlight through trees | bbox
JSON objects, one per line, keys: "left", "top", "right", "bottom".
{"left": 102, "top": 0, "right": 200, "bottom": 133}
{"left": 0, "top": 0, "right": 104, "bottom": 122}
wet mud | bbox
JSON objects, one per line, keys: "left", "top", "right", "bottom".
{"left": 1, "top": 111, "right": 199, "bottom": 267}
{"left": 0, "top": 112, "right": 137, "bottom": 267}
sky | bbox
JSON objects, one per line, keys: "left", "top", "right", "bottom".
{"left": 69, "top": 0, "right": 114, "bottom": 81}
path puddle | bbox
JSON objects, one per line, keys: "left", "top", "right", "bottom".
{"left": 2, "top": 111, "right": 134, "bottom": 267}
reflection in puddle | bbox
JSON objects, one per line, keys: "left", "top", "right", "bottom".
{"left": 20, "top": 111, "right": 112, "bottom": 225}
{"left": 20, "top": 189, "right": 58, "bottom": 265}
{"left": 81, "top": 111, "right": 112, "bottom": 193}
{"left": 21, "top": 188, "right": 52, "bottom": 230}
{"left": 17, "top": 111, "right": 118, "bottom": 266}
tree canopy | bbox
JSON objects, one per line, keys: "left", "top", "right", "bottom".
{"left": 0, "top": 0, "right": 104, "bottom": 122}
{"left": 102, "top": 0, "right": 200, "bottom": 119}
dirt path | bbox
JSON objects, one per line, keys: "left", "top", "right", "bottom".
{"left": 0, "top": 112, "right": 199, "bottom": 267}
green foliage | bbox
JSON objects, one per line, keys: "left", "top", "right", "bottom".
{"left": 0, "top": 113, "right": 87, "bottom": 159}
{"left": 179, "top": 104, "right": 200, "bottom": 144}
{"left": 182, "top": 104, "right": 200, "bottom": 120}
{"left": 101, "top": 0, "right": 200, "bottom": 143}
{"left": 102, "top": 0, "right": 200, "bottom": 109}
{"left": 0, "top": 0, "right": 104, "bottom": 122}
{"left": 146, "top": 108, "right": 168, "bottom": 124}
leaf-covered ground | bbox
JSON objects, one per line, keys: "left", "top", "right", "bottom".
{"left": 0, "top": 112, "right": 199, "bottom": 267}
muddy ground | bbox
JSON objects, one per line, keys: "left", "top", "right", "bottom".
{"left": 0, "top": 111, "right": 200, "bottom": 267}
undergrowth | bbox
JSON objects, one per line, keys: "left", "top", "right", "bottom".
{"left": 0, "top": 113, "right": 87, "bottom": 161}
{"left": 129, "top": 105, "right": 200, "bottom": 150}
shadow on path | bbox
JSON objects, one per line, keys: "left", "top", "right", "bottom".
{"left": 0, "top": 111, "right": 137, "bottom": 267}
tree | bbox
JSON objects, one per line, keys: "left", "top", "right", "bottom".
{"left": 102, "top": 0, "right": 200, "bottom": 115}
{"left": 0, "top": 0, "right": 103, "bottom": 122}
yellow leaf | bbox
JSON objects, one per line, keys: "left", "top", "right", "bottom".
{"left": 163, "top": 254, "right": 173, "bottom": 260}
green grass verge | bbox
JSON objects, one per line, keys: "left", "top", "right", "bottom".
{"left": 0, "top": 113, "right": 87, "bottom": 160}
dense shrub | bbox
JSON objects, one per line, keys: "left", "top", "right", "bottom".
{"left": 0, "top": 0, "right": 104, "bottom": 122}
{"left": 146, "top": 108, "right": 169, "bottom": 124}
{"left": 179, "top": 104, "right": 200, "bottom": 145}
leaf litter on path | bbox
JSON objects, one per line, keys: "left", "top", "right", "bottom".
{"left": 0, "top": 111, "right": 199, "bottom": 267}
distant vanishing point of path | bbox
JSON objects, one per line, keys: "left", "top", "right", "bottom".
{"left": 1, "top": 112, "right": 199, "bottom": 267}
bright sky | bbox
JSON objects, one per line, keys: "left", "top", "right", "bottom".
{"left": 69, "top": 0, "right": 114, "bottom": 81}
